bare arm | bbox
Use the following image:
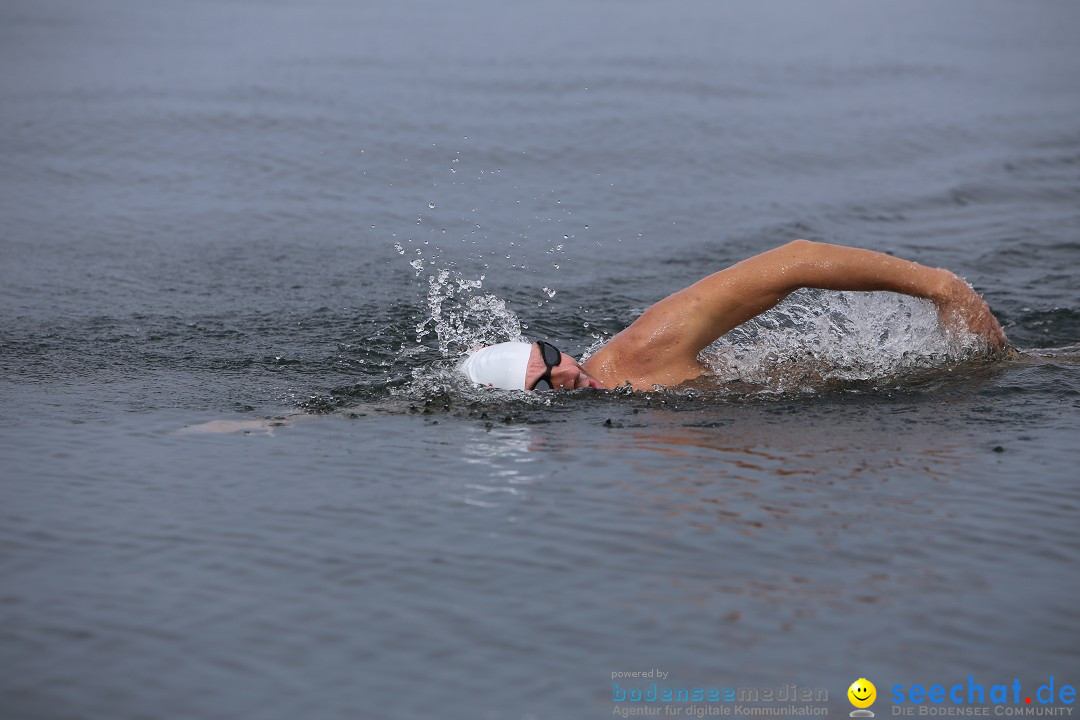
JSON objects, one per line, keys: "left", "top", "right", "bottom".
{"left": 587, "top": 240, "right": 1006, "bottom": 387}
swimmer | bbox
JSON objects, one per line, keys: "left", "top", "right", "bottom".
{"left": 460, "top": 239, "right": 1008, "bottom": 391}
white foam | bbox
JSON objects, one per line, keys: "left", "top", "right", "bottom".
{"left": 699, "top": 289, "right": 988, "bottom": 392}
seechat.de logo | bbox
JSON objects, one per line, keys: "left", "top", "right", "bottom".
{"left": 891, "top": 676, "right": 1076, "bottom": 710}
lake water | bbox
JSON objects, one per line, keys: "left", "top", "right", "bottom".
{"left": 1, "top": 1, "right": 1078, "bottom": 718}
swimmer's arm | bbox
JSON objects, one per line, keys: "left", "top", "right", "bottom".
{"left": 612, "top": 240, "right": 1005, "bottom": 371}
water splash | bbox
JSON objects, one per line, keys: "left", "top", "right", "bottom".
{"left": 699, "top": 289, "right": 990, "bottom": 392}
{"left": 412, "top": 268, "right": 525, "bottom": 357}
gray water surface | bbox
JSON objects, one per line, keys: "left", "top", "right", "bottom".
{"left": 2, "top": 1, "right": 1079, "bottom": 718}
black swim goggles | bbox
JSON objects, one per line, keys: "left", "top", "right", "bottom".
{"left": 530, "top": 340, "right": 562, "bottom": 390}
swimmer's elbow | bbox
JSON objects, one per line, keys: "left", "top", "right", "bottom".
{"left": 785, "top": 238, "right": 817, "bottom": 252}
{"left": 763, "top": 239, "right": 822, "bottom": 293}
{"left": 782, "top": 238, "right": 821, "bottom": 262}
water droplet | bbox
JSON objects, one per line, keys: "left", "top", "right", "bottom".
{"left": 584, "top": 225, "right": 589, "bottom": 229}
{"left": 553, "top": 264, "right": 560, "bottom": 269}
{"left": 563, "top": 235, "right": 569, "bottom": 240}
{"left": 543, "top": 286, "right": 556, "bottom": 298}
{"left": 583, "top": 322, "right": 590, "bottom": 328}
{"left": 428, "top": 202, "right": 436, "bottom": 209}
{"left": 393, "top": 243, "right": 404, "bottom": 254}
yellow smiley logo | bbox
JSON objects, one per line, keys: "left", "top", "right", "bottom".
{"left": 848, "top": 678, "right": 877, "bottom": 709}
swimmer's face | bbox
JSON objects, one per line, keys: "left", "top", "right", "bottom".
{"left": 527, "top": 344, "right": 604, "bottom": 390}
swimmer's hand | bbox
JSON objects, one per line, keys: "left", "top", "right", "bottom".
{"left": 930, "top": 270, "right": 1008, "bottom": 351}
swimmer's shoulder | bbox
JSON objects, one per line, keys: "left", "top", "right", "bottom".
{"left": 583, "top": 338, "right": 705, "bottom": 390}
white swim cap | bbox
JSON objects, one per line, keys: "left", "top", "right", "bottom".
{"left": 459, "top": 342, "right": 534, "bottom": 390}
